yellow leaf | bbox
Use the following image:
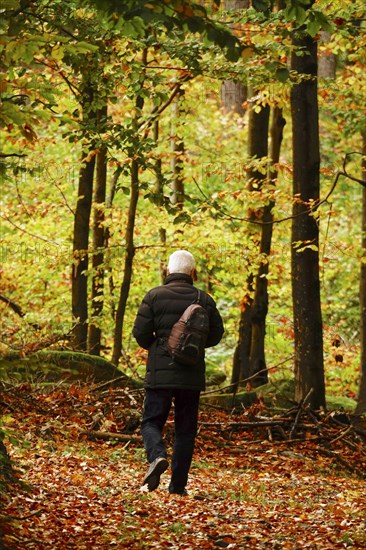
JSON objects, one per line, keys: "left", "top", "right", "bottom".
{"left": 241, "top": 47, "right": 254, "bottom": 61}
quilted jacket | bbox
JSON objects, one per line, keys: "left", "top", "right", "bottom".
{"left": 132, "top": 273, "right": 224, "bottom": 391}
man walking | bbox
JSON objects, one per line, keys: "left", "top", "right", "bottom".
{"left": 133, "top": 250, "right": 224, "bottom": 495}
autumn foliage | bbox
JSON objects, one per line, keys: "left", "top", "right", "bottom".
{"left": 1, "top": 383, "right": 366, "bottom": 549}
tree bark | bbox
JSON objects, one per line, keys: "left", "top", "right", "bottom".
{"left": 355, "top": 130, "right": 366, "bottom": 415}
{"left": 111, "top": 157, "right": 139, "bottom": 366}
{"left": 154, "top": 119, "right": 167, "bottom": 283}
{"left": 88, "top": 108, "right": 107, "bottom": 355}
{"left": 249, "top": 107, "right": 285, "bottom": 385}
{"left": 71, "top": 148, "right": 95, "bottom": 351}
{"left": 71, "top": 77, "right": 98, "bottom": 351}
{"left": 221, "top": 80, "right": 247, "bottom": 116}
{"left": 104, "top": 167, "right": 121, "bottom": 321}
{"left": 318, "top": 31, "right": 336, "bottom": 79}
{"left": 220, "top": 0, "right": 249, "bottom": 116}
{"left": 290, "top": 28, "right": 326, "bottom": 410}
{"left": 111, "top": 49, "right": 147, "bottom": 366}
{"left": 170, "top": 88, "right": 185, "bottom": 208}
{"left": 231, "top": 100, "right": 270, "bottom": 389}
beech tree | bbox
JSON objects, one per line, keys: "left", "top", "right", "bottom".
{"left": 220, "top": 0, "right": 249, "bottom": 116}
{"left": 290, "top": 9, "right": 326, "bottom": 409}
{"left": 231, "top": 98, "right": 270, "bottom": 389}
{"left": 356, "top": 131, "right": 366, "bottom": 415}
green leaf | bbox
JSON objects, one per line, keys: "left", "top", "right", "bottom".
{"left": 173, "top": 211, "right": 191, "bottom": 225}
{"left": 226, "top": 47, "right": 240, "bottom": 62}
{"left": 307, "top": 17, "right": 320, "bottom": 37}
{"left": 252, "top": 0, "right": 271, "bottom": 13}
{"left": 311, "top": 11, "right": 333, "bottom": 33}
{"left": 186, "top": 17, "right": 204, "bottom": 33}
{"left": 73, "top": 41, "right": 99, "bottom": 54}
{"left": 285, "top": 4, "right": 306, "bottom": 26}
{"left": 2, "top": 0, "right": 20, "bottom": 9}
{"left": 275, "top": 67, "right": 290, "bottom": 82}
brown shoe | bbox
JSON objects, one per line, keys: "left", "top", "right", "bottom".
{"left": 142, "top": 457, "right": 169, "bottom": 491}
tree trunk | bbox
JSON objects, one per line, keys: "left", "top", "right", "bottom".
{"left": 170, "top": 88, "right": 185, "bottom": 208}
{"left": 290, "top": 27, "right": 326, "bottom": 410}
{"left": 231, "top": 100, "right": 270, "bottom": 389}
{"left": 104, "top": 167, "right": 121, "bottom": 321}
{"left": 88, "top": 109, "right": 107, "bottom": 355}
{"left": 111, "top": 157, "right": 139, "bottom": 366}
{"left": 154, "top": 119, "right": 167, "bottom": 283}
{"left": 71, "top": 148, "right": 95, "bottom": 351}
{"left": 111, "top": 50, "right": 147, "bottom": 366}
{"left": 355, "top": 130, "right": 366, "bottom": 415}
{"left": 318, "top": 31, "right": 336, "bottom": 79}
{"left": 221, "top": 80, "right": 247, "bottom": 116}
{"left": 71, "top": 77, "right": 97, "bottom": 351}
{"left": 220, "top": 0, "right": 249, "bottom": 116}
{"left": 249, "top": 107, "right": 285, "bottom": 385}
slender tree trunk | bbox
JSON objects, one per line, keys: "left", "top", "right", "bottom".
{"left": 71, "top": 77, "right": 97, "bottom": 351}
{"left": 71, "top": 148, "right": 95, "bottom": 351}
{"left": 111, "top": 49, "right": 147, "bottom": 366}
{"left": 291, "top": 26, "right": 326, "bottom": 410}
{"left": 318, "top": 31, "right": 336, "bottom": 79}
{"left": 88, "top": 108, "right": 107, "bottom": 355}
{"left": 104, "top": 167, "right": 121, "bottom": 321}
{"left": 221, "top": 80, "right": 247, "bottom": 116}
{"left": 111, "top": 157, "right": 139, "bottom": 365}
{"left": 154, "top": 119, "right": 167, "bottom": 283}
{"left": 231, "top": 100, "right": 270, "bottom": 389}
{"left": 170, "top": 88, "right": 185, "bottom": 208}
{"left": 355, "top": 130, "right": 366, "bottom": 415}
{"left": 249, "top": 107, "right": 285, "bottom": 385}
{"left": 221, "top": 0, "right": 249, "bottom": 115}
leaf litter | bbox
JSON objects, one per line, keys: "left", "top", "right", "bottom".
{"left": 1, "top": 383, "right": 366, "bottom": 549}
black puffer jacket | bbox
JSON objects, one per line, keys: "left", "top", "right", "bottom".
{"left": 132, "top": 273, "right": 224, "bottom": 391}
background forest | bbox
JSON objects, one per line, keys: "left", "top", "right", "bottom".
{"left": 1, "top": 0, "right": 366, "bottom": 412}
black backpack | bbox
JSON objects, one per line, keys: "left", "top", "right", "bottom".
{"left": 166, "top": 290, "right": 209, "bottom": 366}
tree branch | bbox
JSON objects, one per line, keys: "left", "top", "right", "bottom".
{"left": 194, "top": 152, "right": 365, "bottom": 225}
{"left": 0, "top": 295, "right": 25, "bottom": 318}
{"left": 138, "top": 74, "right": 192, "bottom": 132}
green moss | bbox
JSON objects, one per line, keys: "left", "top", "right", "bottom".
{"left": 0, "top": 350, "right": 142, "bottom": 387}
{"left": 326, "top": 395, "right": 357, "bottom": 412}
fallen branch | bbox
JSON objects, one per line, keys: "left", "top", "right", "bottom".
{"left": 202, "top": 356, "right": 294, "bottom": 396}
{"left": 289, "top": 388, "right": 314, "bottom": 440}
{"left": 80, "top": 430, "right": 141, "bottom": 443}
{"left": 329, "top": 425, "right": 353, "bottom": 445}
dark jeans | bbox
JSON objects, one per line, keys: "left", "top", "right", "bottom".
{"left": 141, "top": 388, "right": 200, "bottom": 493}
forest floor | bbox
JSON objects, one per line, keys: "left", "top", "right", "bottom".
{"left": 1, "top": 383, "right": 366, "bottom": 550}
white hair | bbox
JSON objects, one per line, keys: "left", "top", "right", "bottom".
{"left": 168, "top": 250, "right": 195, "bottom": 275}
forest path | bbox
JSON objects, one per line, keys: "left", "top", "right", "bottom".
{"left": 1, "top": 384, "right": 366, "bottom": 549}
